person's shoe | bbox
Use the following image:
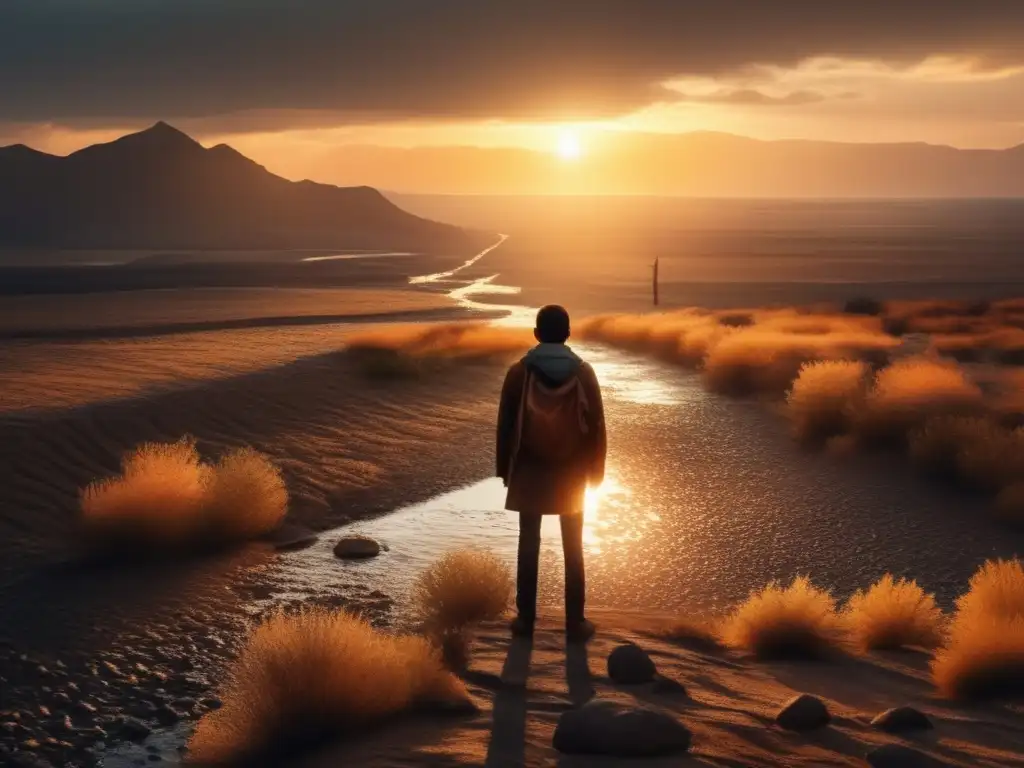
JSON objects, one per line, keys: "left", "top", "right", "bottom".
{"left": 510, "top": 616, "right": 535, "bottom": 637}
{"left": 566, "top": 618, "right": 596, "bottom": 644}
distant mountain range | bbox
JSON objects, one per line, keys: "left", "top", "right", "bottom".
{"left": 0, "top": 123, "right": 491, "bottom": 252}
{"left": 278, "top": 132, "right": 1024, "bottom": 197}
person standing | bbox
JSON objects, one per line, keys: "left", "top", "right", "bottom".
{"left": 497, "top": 305, "right": 606, "bottom": 642}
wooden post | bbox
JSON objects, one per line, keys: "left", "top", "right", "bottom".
{"left": 652, "top": 257, "right": 660, "bottom": 307}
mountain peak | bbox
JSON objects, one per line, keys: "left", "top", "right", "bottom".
{"left": 69, "top": 121, "right": 201, "bottom": 162}
{"left": 132, "top": 121, "right": 200, "bottom": 149}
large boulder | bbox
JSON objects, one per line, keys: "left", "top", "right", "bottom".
{"left": 607, "top": 643, "right": 657, "bottom": 685}
{"left": 553, "top": 699, "right": 691, "bottom": 757}
{"left": 871, "top": 706, "right": 933, "bottom": 733}
{"left": 775, "top": 694, "right": 831, "bottom": 731}
{"left": 333, "top": 535, "right": 382, "bottom": 559}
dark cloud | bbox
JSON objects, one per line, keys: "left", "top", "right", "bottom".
{"left": 1, "top": 1, "right": 1023, "bottom": 125}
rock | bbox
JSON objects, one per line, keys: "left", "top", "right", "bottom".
{"left": 50, "top": 692, "right": 72, "bottom": 709}
{"left": 553, "top": 699, "right": 692, "bottom": 757}
{"left": 154, "top": 705, "right": 181, "bottom": 725}
{"left": 117, "top": 717, "right": 152, "bottom": 741}
{"left": 775, "top": 694, "right": 831, "bottom": 731}
{"left": 607, "top": 643, "right": 657, "bottom": 685}
{"left": 866, "top": 744, "right": 943, "bottom": 768}
{"left": 199, "top": 697, "right": 222, "bottom": 711}
{"left": 333, "top": 535, "right": 382, "bottom": 559}
{"left": 871, "top": 706, "right": 933, "bottom": 733}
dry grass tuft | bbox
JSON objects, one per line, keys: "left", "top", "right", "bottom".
{"left": 856, "top": 357, "right": 984, "bottom": 446}
{"left": 188, "top": 609, "right": 470, "bottom": 765}
{"left": 81, "top": 439, "right": 287, "bottom": 552}
{"left": 721, "top": 576, "right": 843, "bottom": 660}
{"left": 81, "top": 438, "right": 210, "bottom": 547}
{"left": 787, "top": 360, "right": 869, "bottom": 444}
{"left": 346, "top": 323, "right": 532, "bottom": 365}
{"left": 844, "top": 575, "right": 945, "bottom": 651}
{"left": 932, "top": 559, "right": 1024, "bottom": 700}
{"left": 703, "top": 325, "right": 895, "bottom": 397}
{"left": 413, "top": 549, "right": 514, "bottom": 636}
{"left": 204, "top": 447, "right": 288, "bottom": 540}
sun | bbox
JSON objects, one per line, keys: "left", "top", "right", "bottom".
{"left": 556, "top": 129, "right": 583, "bottom": 161}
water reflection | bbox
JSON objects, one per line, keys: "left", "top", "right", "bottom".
{"left": 276, "top": 471, "right": 643, "bottom": 617}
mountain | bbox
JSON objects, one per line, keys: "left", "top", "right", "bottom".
{"left": 275, "top": 131, "right": 1024, "bottom": 198}
{"left": 0, "top": 122, "right": 491, "bottom": 252}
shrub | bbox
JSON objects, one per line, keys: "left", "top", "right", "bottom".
{"left": 787, "top": 360, "right": 869, "bottom": 444}
{"left": 932, "top": 559, "right": 1024, "bottom": 699}
{"left": 188, "top": 609, "right": 470, "bottom": 765}
{"left": 81, "top": 438, "right": 211, "bottom": 547}
{"left": 576, "top": 311, "right": 725, "bottom": 366}
{"left": 345, "top": 323, "right": 531, "bottom": 364}
{"left": 909, "top": 416, "right": 1000, "bottom": 481}
{"left": 856, "top": 358, "right": 984, "bottom": 446}
{"left": 204, "top": 447, "right": 288, "bottom": 540}
{"left": 843, "top": 575, "right": 945, "bottom": 651}
{"left": 703, "top": 327, "right": 894, "bottom": 398}
{"left": 721, "top": 577, "right": 843, "bottom": 660}
{"left": 412, "top": 550, "right": 514, "bottom": 636}
{"left": 81, "top": 439, "right": 287, "bottom": 551}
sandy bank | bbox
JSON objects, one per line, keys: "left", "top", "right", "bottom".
{"left": 305, "top": 608, "right": 1024, "bottom": 768}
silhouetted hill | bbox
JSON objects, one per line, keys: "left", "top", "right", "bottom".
{"left": 0, "top": 122, "right": 492, "bottom": 252}
{"left": 290, "top": 131, "right": 1024, "bottom": 197}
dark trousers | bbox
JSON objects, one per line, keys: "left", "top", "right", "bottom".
{"left": 516, "top": 513, "right": 585, "bottom": 624}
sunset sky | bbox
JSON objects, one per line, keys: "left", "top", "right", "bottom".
{"left": 2, "top": 2, "right": 1024, "bottom": 193}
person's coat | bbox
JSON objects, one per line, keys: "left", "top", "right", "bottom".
{"left": 496, "top": 343, "right": 606, "bottom": 515}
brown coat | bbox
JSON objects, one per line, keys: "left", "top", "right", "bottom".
{"left": 497, "top": 358, "right": 606, "bottom": 515}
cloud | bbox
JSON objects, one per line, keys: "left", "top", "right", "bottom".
{"left": 1, "top": 1, "right": 1024, "bottom": 126}
{"left": 676, "top": 89, "right": 836, "bottom": 107}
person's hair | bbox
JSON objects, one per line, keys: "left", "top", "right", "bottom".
{"left": 535, "top": 305, "right": 571, "bottom": 343}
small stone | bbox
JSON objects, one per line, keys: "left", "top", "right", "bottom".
{"left": 867, "top": 743, "right": 943, "bottom": 768}
{"left": 37, "top": 706, "right": 51, "bottom": 718}
{"left": 775, "top": 694, "right": 831, "bottom": 731}
{"left": 607, "top": 643, "right": 657, "bottom": 685}
{"left": 199, "top": 697, "right": 222, "bottom": 710}
{"left": 554, "top": 699, "right": 691, "bottom": 757}
{"left": 117, "top": 717, "right": 152, "bottom": 741}
{"left": 51, "top": 692, "right": 72, "bottom": 708}
{"left": 871, "top": 706, "right": 933, "bottom": 733}
{"left": 333, "top": 535, "right": 382, "bottom": 559}
{"left": 74, "top": 701, "right": 98, "bottom": 716}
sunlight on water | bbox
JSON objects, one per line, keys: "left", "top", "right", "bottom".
{"left": 301, "top": 252, "right": 415, "bottom": 262}
{"left": 276, "top": 470, "right": 649, "bottom": 616}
